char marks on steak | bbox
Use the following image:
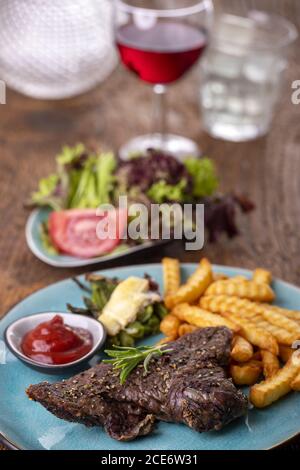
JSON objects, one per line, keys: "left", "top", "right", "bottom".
{"left": 27, "top": 327, "right": 248, "bottom": 441}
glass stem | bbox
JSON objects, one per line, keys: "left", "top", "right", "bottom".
{"left": 152, "top": 84, "right": 167, "bottom": 143}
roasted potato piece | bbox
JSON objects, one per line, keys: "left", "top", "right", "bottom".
{"left": 231, "top": 335, "right": 254, "bottom": 362}
{"left": 250, "top": 352, "right": 300, "bottom": 408}
{"left": 168, "top": 258, "right": 213, "bottom": 307}
{"left": 178, "top": 323, "right": 198, "bottom": 337}
{"left": 204, "top": 280, "right": 275, "bottom": 302}
{"left": 159, "top": 314, "right": 181, "bottom": 339}
{"left": 279, "top": 345, "right": 293, "bottom": 363}
{"left": 253, "top": 268, "right": 272, "bottom": 285}
{"left": 172, "top": 303, "right": 240, "bottom": 332}
{"left": 261, "top": 350, "right": 280, "bottom": 379}
{"left": 220, "top": 311, "right": 279, "bottom": 355}
{"left": 200, "top": 295, "right": 298, "bottom": 345}
{"left": 230, "top": 361, "right": 262, "bottom": 386}
{"left": 162, "top": 257, "right": 181, "bottom": 309}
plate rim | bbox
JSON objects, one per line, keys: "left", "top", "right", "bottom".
{"left": 25, "top": 209, "right": 170, "bottom": 268}
{"left": 1, "top": 262, "right": 300, "bottom": 451}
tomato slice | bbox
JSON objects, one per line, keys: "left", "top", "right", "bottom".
{"left": 48, "top": 208, "right": 127, "bottom": 258}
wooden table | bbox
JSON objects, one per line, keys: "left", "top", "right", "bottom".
{"left": 1, "top": 0, "right": 300, "bottom": 451}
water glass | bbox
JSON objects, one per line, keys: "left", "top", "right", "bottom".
{"left": 199, "top": 11, "right": 298, "bottom": 142}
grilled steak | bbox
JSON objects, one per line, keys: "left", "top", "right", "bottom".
{"left": 27, "top": 327, "right": 248, "bottom": 441}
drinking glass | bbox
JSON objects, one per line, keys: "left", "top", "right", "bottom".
{"left": 114, "top": 0, "right": 213, "bottom": 159}
{"left": 199, "top": 11, "right": 298, "bottom": 142}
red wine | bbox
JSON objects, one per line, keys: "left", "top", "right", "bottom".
{"left": 116, "top": 22, "right": 207, "bottom": 84}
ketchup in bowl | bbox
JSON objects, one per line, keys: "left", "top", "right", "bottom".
{"left": 21, "top": 315, "right": 93, "bottom": 365}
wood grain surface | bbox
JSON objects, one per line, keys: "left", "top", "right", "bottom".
{"left": 0, "top": 0, "right": 300, "bottom": 451}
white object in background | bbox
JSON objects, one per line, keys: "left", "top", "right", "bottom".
{"left": 0, "top": 0, "right": 118, "bottom": 99}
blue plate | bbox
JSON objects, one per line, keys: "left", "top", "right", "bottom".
{"left": 1, "top": 263, "right": 300, "bottom": 450}
{"left": 26, "top": 209, "right": 168, "bottom": 268}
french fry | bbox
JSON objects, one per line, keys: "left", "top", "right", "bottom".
{"left": 220, "top": 311, "right": 279, "bottom": 355}
{"left": 265, "top": 304, "right": 300, "bottom": 323}
{"left": 250, "top": 352, "right": 300, "bottom": 408}
{"left": 178, "top": 323, "right": 198, "bottom": 337}
{"left": 168, "top": 258, "right": 213, "bottom": 307}
{"left": 253, "top": 268, "right": 272, "bottom": 285}
{"left": 231, "top": 335, "right": 254, "bottom": 362}
{"left": 200, "top": 295, "right": 298, "bottom": 345}
{"left": 231, "top": 275, "right": 248, "bottom": 282}
{"left": 279, "top": 345, "right": 293, "bottom": 363}
{"left": 258, "top": 308, "right": 300, "bottom": 337}
{"left": 250, "top": 317, "right": 298, "bottom": 346}
{"left": 162, "top": 257, "right": 181, "bottom": 309}
{"left": 230, "top": 361, "right": 262, "bottom": 386}
{"left": 291, "top": 371, "right": 300, "bottom": 391}
{"left": 204, "top": 280, "right": 275, "bottom": 302}
{"left": 252, "top": 350, "right": 262, "bottom": 361}
{"left": 261, "top": 350, "right": 280, "bottom": 379}
{"left": 159, "top": 314, "right": 181, "bottom": 339}
{"left": 172, "top": 303, "right": 240, "bottom": 332}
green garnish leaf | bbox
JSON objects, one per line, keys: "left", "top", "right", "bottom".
{"left": 103, "top": 344, "right": 172, "bottom": 384}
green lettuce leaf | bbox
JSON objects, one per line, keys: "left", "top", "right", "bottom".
{"left": 56, "top": 143, "right": 86, "bottom": 166}
{"left": 147, "top": 179, "right": 187, "bottom": 203}
{"left": 96, "top": 152, "right": 117, "bottom": 205}
{"left": 184, "top": 157, "right": 219, "bottom": 198}
{"left": 30, "top": 174, "right": 63, "bottom": 211}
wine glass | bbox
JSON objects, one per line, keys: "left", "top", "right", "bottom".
{"left": 114, "top": 0, "right": 213, "bottom": 160}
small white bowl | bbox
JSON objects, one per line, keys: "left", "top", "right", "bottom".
{"left": 4, "top": 312, "right": 106, "bottom": 373}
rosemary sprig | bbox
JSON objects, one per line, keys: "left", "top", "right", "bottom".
{"left": 103, "top": 344, "right": 172, "bottom": 384}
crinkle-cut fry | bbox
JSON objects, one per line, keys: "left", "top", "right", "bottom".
{"left": 167, "top": 258, "right": 213, "bottom": 307}
{"left": 231, "top": 335, "right": 254, "bottom": 362}
{"left": 258, "top": 307, "right": 300, "bottom": 337}
{"left": 291, "top": 371, "right": 300, "bottom": 391}
{"left": 253, "top": 268, "right": 272, "bottom": 285}
{"left": 250, "top": 352, "right": 300, "bottom": 408}
{"left": 264, "top": 304, "right": 300, "bottom": 323}
{"left": 162, "top": 258, "right": 181, "bottom": 309}
{"left": 172, "top": 303, "right": 240, "bottom": 332}
{"left": 204, "top": 280, "right": 275, "bottom": 302}
{"left": 250, "top": 317, "right": 299, "bottom": 346}
{"left": 159, "top": 314, "right": 181, "bottom": 339}
{"left": 200, "top": 296, "right": 298, "bottom": 345}
{"left": 261, "top": 350, "right": 280, "bottom": 379}
{"left": 231, "top": 276, "right": 248, "bottom": 282}
{"left": 279, "top": 345, "right": 293, "bottom": 363}
{"left": 230, "top": 361, "right": 262, "bottom": 386}
{"left": 220, "top": 311, "right": 279, "bottom": 355}
{"left": 213, "top": 273, "right": 229, "bottom": 281}
{"left": 178, "top": 323, "right": 198, "bottom": 337}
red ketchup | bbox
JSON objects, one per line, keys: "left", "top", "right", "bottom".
{"left": 21, "top": 315, "right": 93, "bottom": 365}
